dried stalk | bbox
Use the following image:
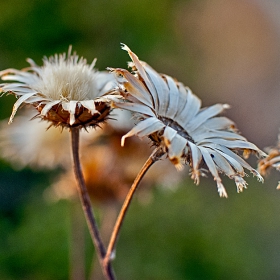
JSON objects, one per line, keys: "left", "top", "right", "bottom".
{"left": 70, "top": 127, "right": 115, "bottom": 280}
{"left": 104, "top": 147, "right": 164, "bottom": 272}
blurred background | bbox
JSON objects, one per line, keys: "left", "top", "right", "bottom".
{"left": 1, "top": 0, "right": 280, "bottom": 279}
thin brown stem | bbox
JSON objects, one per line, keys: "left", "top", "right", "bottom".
{"left": 70, "top": 127, "right": 115, "bottom": 280}
{"left": 104, "top": 147, "right": 164, "bottom": 271}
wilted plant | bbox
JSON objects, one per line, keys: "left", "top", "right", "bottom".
{"left": 0, "top": 45, "right": 265, "bottom": 280}
{"left": 105, "top": 44, "right": 265, "bottom": 272}
{"left": 0, "top": 47, "right": 120, "bottom": 279}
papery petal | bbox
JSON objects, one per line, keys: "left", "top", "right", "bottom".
{"left": 180, "top": 89, "right": 201, "bottom": 128}
{"left": 186, "top": 104, "right": 229, "bottom": 132}
{"left": 114, "top": 101, "right": 155, "bottom": 117}
{"left": 217, "top": 181, "right": 228, "bottom": 198}
{"left": 192, "top": 130, "right": 247, "bottom": 143}
{"left": 144, "top": 65, "right": 169, "bottom": 113}
{"left": 166, "top": 133, "right": 188, "bottom": 170}
{"left": 234, "top": 176, "right": 248, "bottom": 193}
{"left": 80, "top": 100, "right": 97, "bottom": 115}
{"left": 188, "top": 141, "right": 203, "bottom": 184}
{"left": 8, "top": 92, "right": 38, "bottom": 124}
{"left": 208, "top": 149, "right": 236, "bottom": 178}
{"left": 164, "top": 75, "right": 180, "bottom": 119}
{"left": 217, "top": 150, "right": 245, "bottom": 175}
{"left": 121, "top": 117, "right": 165, "bottom": 146}
{"left": 206, "top": 143, "right": 259, "bottom": 173}
{"left": 202, "top": 116, "right": 235, "bottom": 130}
{"left": 114, "top": 68, "right": 153, "bottom": 107}
{"left": 40, "top": 100, "right": 61, "bottom": 116}
{"left": 200, "top": 138, "right": 261, "bottom": 152}
{"left": 69, "top": 101, "right": 77, "bottom": 125}
{"left": 163, "top": 126, "right": 177, "bottom": 145}
{"left": 121, "top": 44, "right": 158, "bottom": 105}
{"left": 174, "top": 83, "right": 189, "bottom": 119}
{"left": 198, "top": 146, "right": 220, "bottom": 181}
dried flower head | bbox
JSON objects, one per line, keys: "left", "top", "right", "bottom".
{"left": 258, "top": 135, "right": 280, "bottom": 188}
{"left": 110, "top": 44, "right": 265, "bottom": 197}
{"left": 0, "top": 47, "right": 120, "bottom": 128}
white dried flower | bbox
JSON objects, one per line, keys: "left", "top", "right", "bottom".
{"left": 258, "top": 134, "right": 280, "bottom": 189}
{"left": 0, "top": 47, "right": 121, "bottom": 128}
{"left": 110, "top": 44, "right": 265, "bottom": 197}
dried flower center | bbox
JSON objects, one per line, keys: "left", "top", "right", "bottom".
{"left": 36, "top": 102, "right": 111, "bottom": 128}
{"left": 149, "top": 116, "right": 194, "bottom": 145}
{"left": 159, "top": 116, "right": 194, "bottom": 142}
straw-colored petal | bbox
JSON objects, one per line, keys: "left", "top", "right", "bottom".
{"left": 114, "top": 101, "right": 155, "bottom": 117}
{"left": 115, "top": 68, "right": 154, "bottom": 107}
{"left": 121, "top": 44, "right": 157, "bottom": 104}
{"left": 166, "top": 133, "right": 188, "bottom": 170}
{"left": 209, "top": 149, "right": 236, "bottom": 178}
{"left": 192, "top": 130, "right": 247, "bottom": 143}
{"left": 186, "top": 104, "right": 229, "bottom": 132}
{"left": 80, "top": 100, "right": 98, "bottom": 115}
{"left": 69, "top": 101, "right": 77, "bottom": 125}
{"left": 8, "top": 92, "right": 38, "bottom": 124}
{"left": 121, "top": 117, "right": 165, "bottom": 146}
{"left": 40, "top": 100, "right": 61, "bottom": 116}
{"left": 164, "top": 75, "right": 180, "bottom": 120}
{"left": 202, "top": 116, "right": 235, "bottom": 130}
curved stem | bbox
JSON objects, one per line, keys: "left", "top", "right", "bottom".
{"left": 104, "top": 147, "right": 164, "bottom": 271}
{"left": 70, "top": 127, "right": 115, "bottom": 280}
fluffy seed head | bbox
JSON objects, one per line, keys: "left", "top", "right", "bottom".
{"left": 0, "top": 47, "right": 121, "bottom": 128}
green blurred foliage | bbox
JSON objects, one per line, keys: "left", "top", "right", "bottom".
{"left": 1, "top": 0, "right": 280, "bottom": 279}
{"left": 116, "top": 179, "right": 280, "bottom": 279}
{"left": 1, "top": 178, "right": 280, "bottom": 279}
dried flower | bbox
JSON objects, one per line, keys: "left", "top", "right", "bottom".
{"left": 0, "top": 47, "right": 121, "bottom": 128}
{"left": 258, "top": 135, "right": 280, "bottom": 188}
{"left": 110, "top": 44, "right": 265, "bottom": 197}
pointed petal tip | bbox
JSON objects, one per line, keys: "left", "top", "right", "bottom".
{"left": 259, "top": 150, "right": 268, "bottom": 158}
{"left": 8, "top": 107, "right": 17, "bottom": 124}
{"left": 121, "top": 135, "right": 126, "bottom": 147}
{"left": 223, "top": 104, "right": 231, "bottom": 109}
{"left": 191, "top": 168, "right": 201, "bottom": 185}
{"left": 251, "top": 169, "right": 264, "bottom": 183}
{"left": 257, "top": 173, "right": 264, "bottom": 183}
{"left": 234, "top": 177, "right": 248, "bottom": 193}
{"left": 175, "top": 162, "right": 184, "bottom": 171}
{"left": 106, "top": 67, "right": 115, "bottom": 72}
{"left": 120, "top": 43, "right": 131, "bottom": 52}
{"left": 217, "top": 181, "right": 228, "bottom": 198}
{"left": 219, "top": 191, "right": 228, "bottom": 198}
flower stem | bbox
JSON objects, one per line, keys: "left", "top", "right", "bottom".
{"left": 104, "top": 147, "right": 164, "bottom": 271}
{"left": 70, "top": 127, "right": 115, "bottom": 280}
